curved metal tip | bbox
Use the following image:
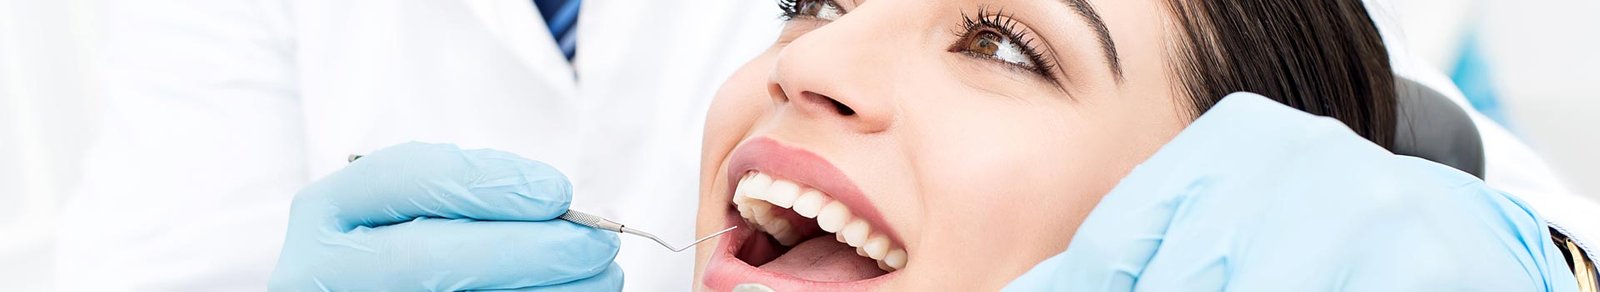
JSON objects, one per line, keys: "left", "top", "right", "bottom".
{"left": 677, "top": 226, "right": 739, "bottom": 252}
{"left": 623, "top": 226, "right": 738, "bottom": 252}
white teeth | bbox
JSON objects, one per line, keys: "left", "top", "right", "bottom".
{"left": 816, "top": 201, "right": 852, "bottom": 233}
{"left": 792, "top": 191, "right": 827, "bottom": 218}
{"left": 841, "top": 220, "right": 870, "bottom": 247}
{"left": 732, "top": 173, "right": 761, "bottom": 219}
{"left": 884, "top": 249, "right": 907, "bottom": 270}
{"left": 767, "top": 219, "right": 798, "bottom": 246}
{"left": 730, "top": 172, "right": 908, "bottom": 273}
{"left": 733, "top": 283, "right": 776, "bottom": 292}
{"left": 732, "top": 174, "right": 752, "bottom": 200}
{"left": 863, "top": 235, "right": 890, "bottom": 260}
{"left": 736, "top": 173, "right": 754, "bottom": 190}
{"left": 736, "top": 203, "right": 754, "bottom": 219}
{"left": 765, "top": 180, "right": 801, "bottom": 208}
{"left": 749, "top": 201, "right": 773, "bottom": 222}
{"left": 765, "top": 218, "right": 791, "bottom": 236}
{"left": 742, "top": 173, "right": 774, "bottom": 199}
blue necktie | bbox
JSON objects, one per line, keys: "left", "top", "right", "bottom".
{"left": 533, "top": 0, "right": 580, "bottom": 61}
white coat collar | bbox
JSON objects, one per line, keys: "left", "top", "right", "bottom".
{"left": 462, "top": 0, "right": 578, "bottom": 95}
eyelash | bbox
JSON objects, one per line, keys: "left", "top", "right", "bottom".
{"left": 954, "top": 8, "right": 1058, "bottom": 81}
{"left": 777, "top": 0, "right": 835, "bottom": 21}
{"left": 776, "top": 1, "right": 1058, "bottom": 82}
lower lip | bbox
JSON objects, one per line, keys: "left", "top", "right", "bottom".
{"left": 702, "top": 210, "right": 896, "bottom": 291}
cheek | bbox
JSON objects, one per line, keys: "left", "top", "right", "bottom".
{"left": 899, "top": 91, "right": 1174, "bottom": 286}
{"left": 699, "top": 51, "right": 781, "bottom": 190}
{"left": 897, "top": 99, "right": 1109, "bottom": 284}
{"left": 694, "top": 51, "right": 779, "bottom": 276}
{"left": 701, "top": 54, "right": 779, "bottom": 162}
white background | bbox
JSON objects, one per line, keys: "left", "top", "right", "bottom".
{"left": 2, "top": 0, "right": 1595, "bottom": 290}
{"left": 1, "top": 0, "right": 101, "bottom": 289}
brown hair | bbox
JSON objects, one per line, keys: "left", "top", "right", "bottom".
{"left": 1166, "top": 0, "right": 1396, "bottom": 148}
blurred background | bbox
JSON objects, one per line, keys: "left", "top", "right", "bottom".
{"left": 1, "top": 0, "right": 1595, "bottom": 290}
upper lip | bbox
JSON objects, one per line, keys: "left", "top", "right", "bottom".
{"left": 723, "top": 136, "right": 901, "bottom": 245}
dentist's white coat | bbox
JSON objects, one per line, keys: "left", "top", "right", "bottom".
{"left": 56, "top": 0, "right": 779, "bottom": 290}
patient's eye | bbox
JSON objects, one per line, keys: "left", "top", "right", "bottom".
{"left": 961, "top": 30, "right": 1034, "bottom": 68}
{"left": 779, "top": 0, "right": 845, "bottom": 21}
{"left": 950, "top": 9, "right": 1057, "bottom": 81}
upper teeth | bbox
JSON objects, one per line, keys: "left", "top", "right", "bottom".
{"left": 732, "top": 172, "right": 908, "bottom": 272}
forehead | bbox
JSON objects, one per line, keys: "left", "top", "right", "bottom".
{"left": 1078, "top": 0, "right": 1181, "bottom": 89}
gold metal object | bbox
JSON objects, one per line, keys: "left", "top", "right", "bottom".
{"left": 1554, "top": 228, "right": 1597, "bottom": 292}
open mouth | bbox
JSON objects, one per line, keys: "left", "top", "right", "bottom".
{"left": 734, "top": 171, "right": 908, "bottom": 273}
{"left": 703, "top": 138, "right": 905, "bottom": 291}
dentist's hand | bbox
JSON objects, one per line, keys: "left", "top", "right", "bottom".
{"left": 1006, "top": 94, "right": 1577, "bottom": 291}
{"left": 269, "top": 142, "right": 622, "bottom": 291}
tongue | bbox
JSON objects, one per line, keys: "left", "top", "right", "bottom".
{"left": 757, "top": 235, "right": 887, "bottom": 282}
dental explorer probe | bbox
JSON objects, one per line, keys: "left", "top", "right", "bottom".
{"left": 558, "top": 210, "right": 736, "bottom": 252}
{"left": 347, "top": 154, "right": 736, "bottom": 252}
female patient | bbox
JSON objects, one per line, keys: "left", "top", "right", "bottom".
{"left": 691, "top": 0, "right": 1577, "bottom": 290}
{"left": 269, "top": 0, "right": 1583, "bottom": 290}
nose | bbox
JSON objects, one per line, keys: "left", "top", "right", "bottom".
{"left": 767, "top": 17, "right": 898, "bottom": 134}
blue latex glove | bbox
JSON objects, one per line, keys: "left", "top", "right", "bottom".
{"left": 1007, "top": 93, "right": 1579, "bottom": 291}
{"left": 269, "top": 142, "right": 622, "bottom": 291}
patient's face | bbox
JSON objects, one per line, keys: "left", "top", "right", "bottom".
{"left": 694, "top": 0, "right": 1186, "bottom": 290}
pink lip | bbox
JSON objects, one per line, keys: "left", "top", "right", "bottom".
{"left": 702, "top": 137, "right": 902, "bottom": 291}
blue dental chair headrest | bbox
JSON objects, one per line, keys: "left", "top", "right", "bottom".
{"left": 1391, "top": 77, "right": 1486, "bottom": 179}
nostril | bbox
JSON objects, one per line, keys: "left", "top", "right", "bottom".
{"left": 802, "top": 91, "right": 856, "bottom": 116}
{"left": 829, "top": 98, "right": 856, "bottom": 116}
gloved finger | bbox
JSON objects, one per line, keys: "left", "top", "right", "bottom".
{"left": 317, "top": 218, "right": 620, "bottom": 291}
{"left": 479, "top": 262, "right": 624, "bottom": 292}
{"left": 1003, "top": 170, "right": 1192, "bottom": 291}
{"left": 1006, "top": 95, "right": 1312, "bottom": 290}
{"left": 303, "top": 142, "right": 572, "bottom": 231}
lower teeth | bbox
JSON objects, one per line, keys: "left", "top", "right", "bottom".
{"left": 733, "top": 283, "right": 776, "bottom": 292}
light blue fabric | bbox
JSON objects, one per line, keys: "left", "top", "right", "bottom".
{"left": 269, "top": 142, "right": 622, "bottom": 291}
{"left": 1451, "top": 31, "right": 1510, "bottom": 128}
{"left": 1006, "top": 93, "right": 1577, "bottom": 291}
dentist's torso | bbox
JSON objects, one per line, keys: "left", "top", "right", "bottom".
{"left": 297, "top": 2, "right": 779, "bottom": 288}
{"left": 57, "top": 0, "right": 779, "bottom": 290}
{"left": 284, "top": 1, "right": 785, "bottom": 290}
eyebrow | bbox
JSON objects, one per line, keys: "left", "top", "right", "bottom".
{"left": 1060, "top": 0, "right": 1123, "bottom": 81}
